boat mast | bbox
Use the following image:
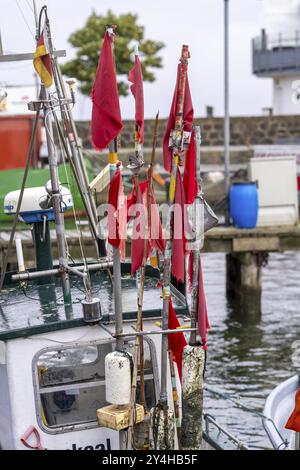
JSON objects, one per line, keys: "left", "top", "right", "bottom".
{"left": 32, "top": 0, "right": 39, "bottom": 37}
{"left": 34, "top": 6, "right": 71, "bottom": 303}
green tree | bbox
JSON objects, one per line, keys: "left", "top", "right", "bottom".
{"left": 61, "top": 10, "right": 165, "bottom": 97}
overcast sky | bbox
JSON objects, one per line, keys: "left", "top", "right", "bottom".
{"left": 0, "top": 0, "right": 271, "bottom": 119}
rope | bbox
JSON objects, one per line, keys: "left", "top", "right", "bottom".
{"left": 24, "top": 0, "right": 34, "bottom": 12}
{"left": 15, "top": 0, "right": 35, "bottom": 41}
{"left": 205, "top": 385, "right": 289, "bottom": 449}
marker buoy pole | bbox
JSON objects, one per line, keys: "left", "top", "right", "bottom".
{"left": 180, "top": 127, "right": 205, "bottom": 450}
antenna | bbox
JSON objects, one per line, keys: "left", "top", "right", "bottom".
{"left": 0, "top": 28, "right": 3, "bottom": 55}
{"left": 32, "top": 0, "right": 39, "bottom": 38}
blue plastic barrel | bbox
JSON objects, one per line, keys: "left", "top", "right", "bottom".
{"left": 230, "top": 182, "right": 258, "bottom": 229}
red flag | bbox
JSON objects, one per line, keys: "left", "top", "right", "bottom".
{"left": 183, "top": 130, "right": 198, "bottom": 205}
{"left": 91, "top": 32, "right": 123, "bottom": 150}
{"left": 127, "top": 181, "right": 165, "bottom": 254}
{"left": 168, "top": 297, "right": 187, "bottom": 382}
{"left": 172, "top": 171, "right": 186, "bottom": 283}
{"left": 150, "top": 189, "right": 165, "bottom": 253}
{"left": 126, "top": 180, "right": 148, "bottom": 222}
{"left": 163, "top": 65, "right": 194, "bottom": 173}
{"left": 128, "top": 54, "right": 144, "bottom": 144}
{"left": 131, "top": 184, "right": 146, "bottom": 274}
{"left": 197, "top": 257, "right": 210, "bottom": 349}
{"left": 285, "top": 390, "right": 300, "bottom": 432}
{"left": 108, "top": 169, "right": 122, "bottom": 248}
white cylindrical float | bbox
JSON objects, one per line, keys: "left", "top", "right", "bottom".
{"left": 105, "top": 351, "right": 131, "bottom": 405}
{"left": 15, "top": 236, "right": 25, "bottom": 273}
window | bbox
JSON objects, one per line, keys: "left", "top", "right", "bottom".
{"left": 33, "top": 338, "right": 159, "bottom": 434}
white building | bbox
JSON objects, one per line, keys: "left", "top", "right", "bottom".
{"left": 253, "top": 0, "right": 300, "bottom": 115}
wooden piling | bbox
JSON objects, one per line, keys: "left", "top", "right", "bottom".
{"left": 226, "top": 252, "right": 262, "bottom": 297}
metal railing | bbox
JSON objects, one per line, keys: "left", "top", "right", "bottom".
{"left": 253, "top": 31, "right": 300, "bottom": 52}
{"left": 252, "top": 31, "right": 300, "bottom": 76}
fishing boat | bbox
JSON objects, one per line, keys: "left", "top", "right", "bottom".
{"left": 0, "top": 264, "right": 185, "bottom": 450}
{"left": 0, "top": 2, "right": 256, "bottom": 452}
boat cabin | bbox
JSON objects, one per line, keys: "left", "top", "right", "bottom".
{"left": 0, "top": 267, "right": 188, "bottom": 450}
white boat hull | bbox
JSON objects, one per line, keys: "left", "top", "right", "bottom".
{"left": 263, "top": 375, "right": 300, "bottom": 450}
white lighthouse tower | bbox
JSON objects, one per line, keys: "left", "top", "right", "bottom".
{"left": 253, "top": 0, "right": 300, "bottom": 115}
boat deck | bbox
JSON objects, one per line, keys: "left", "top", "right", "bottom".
{"left": 0, "top": 269, "right": 188, "bottom": 341}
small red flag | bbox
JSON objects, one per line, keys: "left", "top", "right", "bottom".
{"left": 108, "top": 169, "right": 122, "bottom": 248}
{"left": 168, "top": 297, "right": 187, "bottom": 382}
{"left": 127, "top": 181, "right": 165, "bottom": 254}
{"left": 172, "top": 171, "right": 186, "bottom": 283}
{"left": 91, "top": 32, "right": 123, "bottom": 150}
{"left": 285, "top": 390, "right": 300, "bottom": 432}
{"left": 128, "top": 54, "right": 144, "bottom": 144}
{"left": 150, "top": 189, "right": 165, "bottom": 253}
{"left": 197, "top": 257, "right": 210, "bottom": 349}
{"left": 183, "top": 129, "right": 198, "bottom": 205}
{"left": 163, "top": 64, "right": 194, "bottom": 173}
{"left": 131, "top": 184, "right": 146, "bottom": 274}
{"left": 126, "top": 180, "right": 148, "bottom": 223}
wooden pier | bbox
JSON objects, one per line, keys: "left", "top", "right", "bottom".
{"left": 204, "top": 225, "right": 300, "bottom": 253}
{"left": 1, "top": 225, "right": 299, "bottom": 259}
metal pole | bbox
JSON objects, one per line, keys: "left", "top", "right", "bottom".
{"left": 189, "top": 126, "right": 202, "bottom": 347}
{"left": 111, "top": 157, "right": 126, "bottom": 450}
{"left": 32, "top": 220, "right": 54, "bottom": 285}
{"left": 109, "top": 140, "right": 124, "bottom": 353}
{"left": 224, "top": 0, "right": 231, "bottom": 225}
{"left": 32, "top": 0, "right": 39, "bottom": 38}
{"left": 0, "top": 28, "right": 3, "bottom": 55}
{"left": 114, "top": 328, "right": 197, "bottom": 338}
{"left": 113, "top": 250, "right": 123, "bottom": 351}
{"left": 12, "top": 260, "right": 113, "bottom": 282}
{"left": 106, "top": 27, "right": 124, "bottom": 354}
{"left": 41, "top": 85, "right": 71, "bottom": 304}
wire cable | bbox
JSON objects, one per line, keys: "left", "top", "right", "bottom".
{"left": 15, "top": 0, "right": 35, "bottom": 41}
{"left": 24, "top": 0, "right": 34, "bottom": 12}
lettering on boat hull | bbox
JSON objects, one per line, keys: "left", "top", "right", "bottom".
{"left": 70, "top": 439, "right": 111, "bottom": 451}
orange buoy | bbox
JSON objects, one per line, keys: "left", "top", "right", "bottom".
{"left": 285, "top": 389, "right": 300, "bottom": 432}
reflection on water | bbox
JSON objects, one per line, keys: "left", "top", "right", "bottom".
{"left": 203, "top": 251, "right": 300, "bottom": 449}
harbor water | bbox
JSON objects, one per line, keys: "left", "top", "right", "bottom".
{"left": 203, "top": 251, "right": 300, "bottom": 450}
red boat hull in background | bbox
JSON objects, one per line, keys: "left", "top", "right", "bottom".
{"left": 0, "top": 114, "right": 42, "bottom": 170}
